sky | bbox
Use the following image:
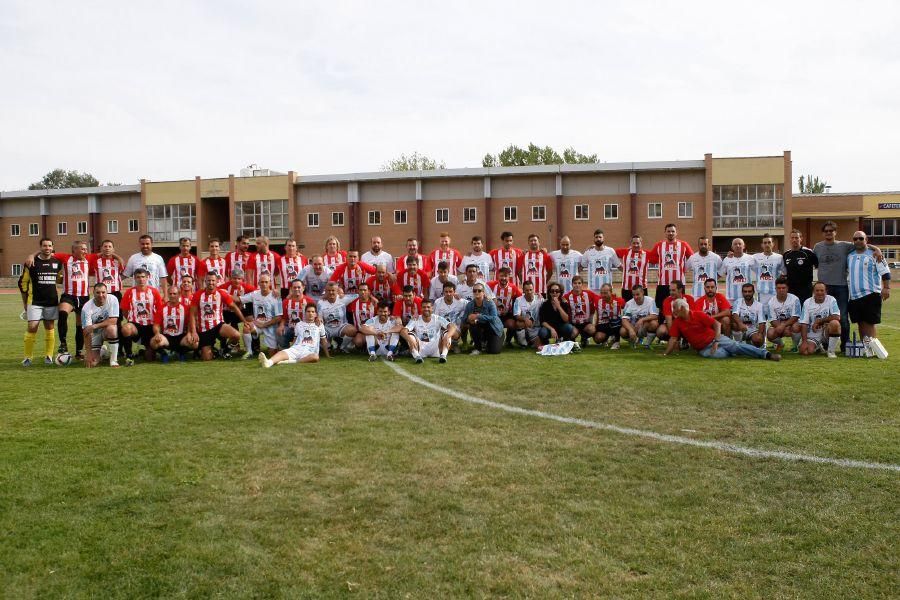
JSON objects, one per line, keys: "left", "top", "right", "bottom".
{"left": 1, "top": 1, "right": 899, "bottom": 192}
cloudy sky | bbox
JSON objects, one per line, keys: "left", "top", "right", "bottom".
{"left": 2, "top": 1, "right": 898, "bottom": 192}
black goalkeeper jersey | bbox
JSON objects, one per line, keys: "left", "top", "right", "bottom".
{"left": 18, "top": 255, "right": 62, "bottom": 307}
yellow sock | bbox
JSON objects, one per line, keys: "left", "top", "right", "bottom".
{"left": 24, "top": 331, "right": 37, "bottom": 359}
{"left": 44, "top": 329, "right": 56, "bottom": 358}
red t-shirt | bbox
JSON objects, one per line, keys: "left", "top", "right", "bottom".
{"left": 695, "top": 293, "right": 731, "bottom": 316}
{"left": 392, "top": 297, "right": 422, "bottom": 323}
{"left": 669, "top": 310, "right": 717, "bottom": 350}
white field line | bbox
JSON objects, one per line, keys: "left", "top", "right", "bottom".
{"left": 385, "top": 362, "right": 900, "bottom": 473}
{"left": 880, "top": 323, "right": 900, "bottom": 330}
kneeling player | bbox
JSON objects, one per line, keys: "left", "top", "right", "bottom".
{"left": 191, "top": 273, "right": 247, "bottom": 361}
{"left": 261, "top": 304, "right": 329, "bottom": 366}
{"left": 513, "top": 280, "right": 544, "bottom": 349}
{"left": 358, "top": 301, "right": 402, "bottom": 361}
{"left": 402, "top": 298, "right": 455, "bottom": 364}
{"left": 621, "top": 284, "right": 658, "bottom": 347}
{"left": 798, "top": 281, "right": 841, "bottom": 358}
{"left": 593, "top": 283, "right": 625, "bottom": 349}
{"left": 120, "top": 268, "right": 165, "bottom": 364}
{"left": 317, "top": 281, "right": 358, "bottom": 351}
{"left": 81, "top": 283, "right": 120, "bottom": 368}
{"left": 152, "top": 286, "right": 199, "bottom": 362}
{"left": 731, "top": 283, "right": 766, "bottom": 347}
{"left": 766, "top": 277, "right": 801, "bottom": 353}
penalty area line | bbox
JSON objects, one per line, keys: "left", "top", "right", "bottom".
{"left": 384, "top": 362, "right": 900, "bottom": 473}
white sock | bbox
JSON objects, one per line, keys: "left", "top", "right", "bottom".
{"left": 645, "top": 333, "right": 656, "bottom": 345}
{"left": 108, "top": 341, "right": 119, "bottom": 364}
{"left": 411, "top": 349, "right": 421, "bottom": 359}
{"left": 515, "top": 330, "right": 527, "bottom": 346}
{"left": 277, "top": 358, "right": 296, "bottom": 365}
{"left": 827, "top": 336, "right": 840, "bottom": 353}
{"left": 440, "top": 348, "right": 448, "bottom": 358}
{"left": 242, "top": 333, "right": 253, "bottom": 351}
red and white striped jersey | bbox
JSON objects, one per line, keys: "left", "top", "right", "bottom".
{"left": 596, "top": 296, "right": 626, "bottom": 324}
{"left": 347, "top": 296, "right": 378, "bottom": 328}
{"left": 218, "top": 281, "right": 256, "bottom": 310}
{"left": 487, "top": 280, "right": 522, "bottom": 315}
{"left": 391, "top": 298, "right": 422, "bottom": 324}
{"left": 247, "top": 251, "right": 281, "bottom": 286}
{"left": 191, "top": 289, "right": 234, "bottom": 332}
{"left": 54, "top": 253, "right": 90, "bottom": 296}
{"left": 365, "top": 275, "right": 394, "bottom": 304}
{"left": 282, "top": 295, "right": 316, "bottom": 326}
{"left": 330, "top": 262, "right": 376, "bottom": 293}
{"left": 564, "top": 289, "right": 600, "bottom": 325}
{"left": 91, "top": 255, "right": 122, "bottom": 293}
{"left": 167, "top": 254, "right": 197, "bottom": 290}
{"left": 490, "top": 247, "right": 525, "bottom": 283}
{"left": 394, "top": 270, "right": 429, "bottom": 298}
{"left": 161, "top": 303, "right": 187, "bottom": 336}
{"left": 179, "top": 294, "right": 192, "bottom": 311}
{"left": 429, "top": 248, "right": 463, "bottom": 274}
{"left": 199, "top": 257, "right": 227, "bottom": 285}
{"left": 121, "top": 286, "right": 164, "bottom": 326}
{"left": 617, "top": 248, "right": 649, "bottom": 291}
{"left": 323, "top": 251, "right": 347, "bottom": 269}
{"left": 522, "top": 250, "right": 553, "bottom": 295}
{"left": 278, "top": 254, "right": 308, "bottom": 289}
{"left": 396, "top": 253, "right": 431, "bottom": 276}
{"left": 225, "top": 251, "right": 251, "bottom": 277}
{"left": 649, "top": 240, "right": 694, "bottom": 286}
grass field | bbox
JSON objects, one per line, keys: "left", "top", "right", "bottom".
{"left": 1, "top": 294, "right": 898, "bottom": 598}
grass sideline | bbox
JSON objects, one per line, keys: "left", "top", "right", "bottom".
{"left": 1, "top": 294, "right": 898, "bottom": 598}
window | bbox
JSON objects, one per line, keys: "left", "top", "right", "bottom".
{"left": 235, "top": 200, "right": 289, "bottom": 238}
{"left": 332, "top": 211, "right": 345, "bottom": 227}
{"left": 77, "top": 221, "right": 87, "bottom": 235}
{"left": 531, "top": 205, "right": 546, "bottom": 221}
{"left": 307, "top": 212, "right": 320, "bottom": 228}
{"left": 863, "top": 219, "right": 898, "bottom": 237}
{"left": 11, "top": 264, "right": 23, "bottom": 277}
{"left": 29, "top": 223, "right": 39, "bottom": 236}
{"left": 10, "top": 224, "right": 20, "bottom": 237}
{"left": 712, "top": 184, "right": 784, "bottom": 229}
{"left": 394, "top": 209, "right": 407, "bottom": 225}
{"left": 604, "top": 204, "right": 618, "bottom": 220}
{"left": 648, "top": 203, "right": 663, "bottom": 219}
{"left": 678, "top": 202, "right": 694, "bottom": 218}
{"left": 435, "top": 208, "right": 450, "bottom": 224}
{"left": 463, "top": 207, "right": 477, "bottom": 223}
{"left": 128, "top": 219, "right": 139, "bottom": 233}
{"left": 504, "top": 206, "right": 518, "bottom": 222}
{"left": 57, "top": 222, "right": 68, "bottom": 236}
{"left": 107, "top": 220, "right": 119, "bottom": 234}
{"left": 147, "top": 204, "right": 195, "bottom": 241}
{"left": 575, "top": 204, "right": 589, "bottom": 220}
{"left": 368, "top": 210, "right": 381, "bottom": 226}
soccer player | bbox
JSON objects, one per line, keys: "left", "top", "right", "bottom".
{"left": 488, "top": 266, "right": 522, "bottom": 343}
{"left": 260, "top": 304, "right": 329, "bottom": 367}
{"left": 429, "top": 232, "right": 462, "bottom": 275}
{"left": 347, "top": 282, "right": 379, "bottom": 350}
{"left": 730, "top": 283, "right": 766, "bottom": 347}
{"left": 81, "top": 283, "right": 120, "bottom": 368}
{"left": 783, "top": 229, "right": 818, "bottom": 304}
{"left": 648, "top": 223, "right": 694, "bottom": 310}
{"left": 662, "top": 298, "right": 781, "bottom": 361}
{"left": 151, "top": 285, "right": 198, "bottom": 362}
{"left": 463, "top": 283, "right": 504, "bottom": 355}
{"left": 594, "top": 283, "right": 626, "bottom": 349}
{"left": 323, "top": 235, "right": 347, "bottom": 268}
{"left": 563, "top": 275, "right": 599, "bottom": 345}
{"left": 190, "top": 272, "right": 247, "bottom": 361}
{"left": 718, "top": 238, "right": 757, "bottom": 305}
{"left": 277, "top": 279, "right": 317, "bottom": 348}
{"left": 490, "top": 232, "right": 524, "bottom": 284}
{"left": 846, "top": 231, "right": 891, "bottom": 347}
{"left": 166, "top": 237, "right": 197, "bottom": 291}
{"left": 615, "top": 235, "right": 649, "bottom": 301}
{"left": 124, "top": 234, "right": 168, "bottom": 293}
{"left": 695, "top": 279, "right": 733, "bottom": 336}
{"left": 245, "top": 235, "right": 281, "bottom": 289}
{"left": 550, "top": 236, "right": 582, "bottom": 294}
{"left": 521, "top": 234, "right": 553, "bottom": 296}
{"left": 179, "top": 276, "right": 196, "bottom": 310}
{"left": 621, "top": 284, "right": 659, "bottom": 348}
{"left": 456, "top": 263, "right": 494, "bottom": 302}
{"left": 278, "top": 239, "right": 308, "bottom": 298}
{"left": 434, "top": 281, "right": 468, "bottom": 349}
{"left": 403, "top": 298, "right": 455, "bottom": 364}
{"left": 219, "top": 268, "right": 257, "bottom": 353}
{"left": 366, "top": 263, "right": 396, "bottom": 306}
{"left": 580, "top": 229, "right": 621, "bottom": 294}
{"left": 395, "top": 237, "right": 430, "bottom": 275}
{"left": 225, "top": 235, "right": 252, "bottom": 280}
{"left": 765, "top": 276, "right": 802, "bottom": 353}
{"left": 393, "top": 255, "right": 429, "bottom": 299}
{"left": 239, "top": 273, "right": 283, "bottom": 359}
{"left": 120, "top": 268, "right": 165, "bottom": 364}
{"left": 53, "top": 240, "right": 92, "bottom": 358}
{"left": 90, "top": 239, "right": 125, "bottom": 299}
{"left": 198, "top": 238, "right": 227, "bottom": 286}
{"left": 330, "top": 249, "right": 376, "bottom": 294}
{"left": 685, "top": 236, "right": 723, "bottom": 299}
{"left": 513, "top": 280, "right": 544, "bottom": 349}
{"left": 317, "top": 281, "right": 358, "bottom": 351}
{"left": 428, "top": 261, "right": 459, "bottom": 301}
{"left": 753, "top": 234, "right": 785, "bottom": 307}
{"left": 298, "top": 255, "right": 334, "bottom": 300}
{"left": 798, "top": 281, "right": 842, "bottom": 358}
{"left": 19, "top": 238, "right": 63, "bottom": 366}
{"left": 459, "top": 236, "right": 494, "bottom": 282}
{"left": 538, "top": 282, "right": 574, "bottom": 344}
{"left": 361, "top": 235, "right": 394, "bottom": 273}
{"left": 392, "top": 285, "right": 423, "bottom": 326}
{"left": 655, "top": 280, "right": 695, "bottom": 342}
{"left": 359, "top": 301, "right": 402, "bottom": 361}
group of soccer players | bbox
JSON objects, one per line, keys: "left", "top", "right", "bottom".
{"left": 17, "top": 221, "right": 890, "bottom": 368}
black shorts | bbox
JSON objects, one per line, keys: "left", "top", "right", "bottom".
{"left": 164, "top": 333, "right": 186, "bottom": 348}
{"left": 596, "top": 321, "right": 622, "bottom": 338}
{"left": 60, "top": 294, "right": 89, "bottom": 312}
{"left": 198, "top": 323, "right": 224, "bottom": 349}
{"left": 848, "top": 293, "right": 882, "bottom": 324}
{"left": 127, "top": 322, "right": 156, "bottom": 346}
{"left": 654, "top": 284, "right": 670, "bottom": 310}
{"left": 621, "top": 287, "right": 647, "bottom": 302}
{"left": 224, "top": 310, "right": 241, "bottom": 328}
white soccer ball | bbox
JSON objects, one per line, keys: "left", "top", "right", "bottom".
{"left": 55, "top": 352, "right": 73, "bottom": 367}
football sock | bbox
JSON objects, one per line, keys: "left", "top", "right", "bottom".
{"left": 57, "top": 311, "right": 69, "bottom": 347}
{"left": 645, "top": 333, "right": 656, "bottom": 345}
{"left": 24, "top": 331, "right": 36, "bottom": 359}
{"left": 411, "top": 348, "right": 421, "bottom": 360}
{"left": 440, "top": 347, "right": 448, "bottom": 358}
{"left": 827, "top": 335, "right": 840, "bottom": 353}
{"left": 242, "top": 333, "right": 253, "bottom": 351}
{"left": 278, "top": 358, "right": 297, "bottom": 365}
{"left": 123, "top": 336, "right": 133, "bottom": 357}
{"left": 107, "top": 340, "right": 119, "bottom": 364}
{"left": 44, "top": 329, "right": 55, "bottom": 358}
{"left": 791, "top": 333, "right": 802, "bottom": 348}
{"left": 365, "top": 335, "right": 376, "bottom": 352}
{"left": 515, "top": 330, "right": 527, "bottom": 346}
{"left": 388, "top": 333, "right": 399, "bottom": 348}
{"left": 75, "top": 324, "right": 84, "bottom": 354}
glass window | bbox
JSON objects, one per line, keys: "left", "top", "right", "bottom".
{"left": 77, "top": 221, "right": 87, "bottom": 235}
{"left": 874, "top": 220, "right": 883, "bottom": 236}
{"left": 531, "top": 205, "right": 546, "bottom": 221}
{"left": 884, "top": 219, "right": 896, "bottom": 236}
{"left": 147, "top": 204, "right": 196, "bottom": 241}
{"left": 464, "top": 207, "right": 477, "bottom": 223}
{"left": 57, "top": 222, "right": 68, "bottom": 235}
{"left": 435, "top": 208, "right": 449, "bottom": 224}
{"left": 235, "top": 200, "right": 289, "bottom": 238}
{"left": 332, "top": 212, "right": 345, "bottom": 227}
{"left": 504, "top": 206, "right": 517, "bottom": 222}
{"left": 648, "top": 203, "right": 662, "bottom": 219}
{"left": 678, "top": 202, "right": 693, "bottom": 218}
{"left": 12, "top": 264, "right": 23, "bottom": 277}
{"left": 128, "top": 219, "right": 139, "bottom": 233}
{"left": 107, "top": 220, "right": 118, "bottom": 234}
{"left": 604, "top": 204, "right": 618, "bottom": 220}
{"left": 394, "top": 209, "right": 407, "bottom": 225}
{"left": 368, "top": 210, "right": 381, "bottom": 226}
{"left": 29, "top": 223, "right": 39, "bottom": 236}
{"left": 10, "top": 224, "right": 20, "bottom": 237}
{"left": 307, "top": 212, "right": 319, "bottom": 228}
{"left": 575, "top": 204, "right": 589, "bottom": 220}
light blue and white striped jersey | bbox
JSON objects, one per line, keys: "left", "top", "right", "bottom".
{"left": 240, "top": 290, "right": 283, "bottom": 320}
{"left": 799, "top": 295, "right": 840, "bottom": 325}
{"left": 765, "top": 293, "right": 801, "bottom": 322}
{"left": 580, "top": 247, "right": 621, "bottom": 292}
{"left": 752, "top": 252, "right": 785, "bottom": 297}
{"left": 623, "top": 297, "right": 657, "bottom": 322}
{"left": 513, "top": 294, "right": 543, "bottom": 323}
{"left": 732, "top": 299, "right": 765, "bottom": 328}
{"left": 718, "top": 254, "right": 758, "bottom": 302}
{"left": 685, "top": 252, "right": 723, "bottom": 298}
{"left": 847, "top": 249, "right": 890, "bottom": 300}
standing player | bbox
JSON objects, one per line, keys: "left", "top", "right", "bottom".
{"left": 316, "top": 281, "right": 358, "bottom": 351}
{"left": 323, "top": 235, "right": 347, "bottom": 269}
{"left": 90, "top": 239, "right": 125, "bottom": 299}
{"left": 19, "top": 238, "right": 63, "bottom": 366}
{"left": 239, "top": 273, "right": 283, "bottom": 359}
{"left": 550, "top": 236, "right": 582, "bottom": 294}
{"left": 429, "top": 233, "right": 462, "bottom": 275}
{"left": 120, "top": 268, "right": 166, "bottom": 364}
{"left": 347, "top": 282, "right": 379, "bottom": 350}
{"left": 648, "top": 223, "right": 694, "bottom": 311}
{"left": 490, "top": 232, "right": 524, "bottom": 284}
{"left": 298, "top": 255, "right": 333, "bottom": 301}
{"left": 564, "top": 275, "right": 599, "bottom": 345}
{"left": 730, "top": 283, "right": 766, "bottom": 347}
{"left": 403, "top": 298, "right": 454, "bottom": 363}
{"left": 166, "top": 237, "right": 197, "bottom": 291}
{"left": 330, "top": 250, "right": 376, "bottom": 294}
{"left": 225, "top": 235, "right": 252, "bottom": 281}
{"left": 395, "top": 238, "right": 430, "bottom": 275}
{"left": 260, "top": 304, "right": 329, "bottom": 367}
{"left": 521, "top": 234, "right": 553, "bottom": 296}
{"left": 198, "top": 238, "right": 227, "bottom": 286}
{"left": 361, "top": 236, "right": 394, "bottom": 273}
{"left": 615, "top": 235, "right": 649, "bottom": 301}
{"left": 765, "top": 276, "right": 802, "bottom": 353}
{"left": 278, "top": 239, "right": 308, "bottom": 298}
{"left": 81, "top": 283, "right": 121, "bottom": 368}
{"left": 621, "top": 284, "right": 659, "bottom": 348}
{"left": 124, "top": 235, "right": 168, "bottom": 293}
{"left": 152, "top": 285, "right": 198, "bottom": 362}
{"left": 245, "top": 236, "right": 281, "bottom": 289}
{"left": 594, "top": 283, "right": 626, "bottom": 349}
{"left": 753, "top": 234, "right": 785, "bottom": 307}
{"left": 459, "top": 236, "right": 494, "bottom": 282}
{"left": 277, "top": 279, "right": 316, "bottom": 348}
{"left": 191, "top": 272, "right": 247, "bottom": 361}
{"left": 695, "top": 279, "right": 733, "bottom": 336}
{"left": 718, "top": 238, "right": 757, "bottom": 305}
{"left": 798, "top": 281, "right": 842, "bottom": 358}
{"left": 488, "top": 266, "right": 522, "bottom": 344}
{"left": 52, "top": 240, "right": 92, "bottom": 358}
{"left": 847, "top": 231, "right": 891, "bottom": 349}
{"left": 685, "top": 236, "right": 723, "bottom": 299}
{"left": 513, "top": 280, "right": 544, "bottom": 349}
{"left": 580, "top": 229, "right": 621, "bottom": 294}
{"left": 783, "top": 229, "right": 818, "bottom": 304}
{"left": 428, "top": 261, "right": 459, "bottom": 302}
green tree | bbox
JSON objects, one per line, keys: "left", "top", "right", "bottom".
{"left": 482, "top": 143, "right": 598, "bottom": 167}
{"left": 29, "top": 169, "right": 100, "bottom": 190}
{"left": 382, "top": 152, "right": 446, "bottom": 172}
{"left": 798, "top": 174, "right": 829, "bottom": 193}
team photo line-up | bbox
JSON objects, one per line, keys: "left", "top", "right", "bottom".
{"left": 16, "top": 220, "right": 890, "bottom": 368}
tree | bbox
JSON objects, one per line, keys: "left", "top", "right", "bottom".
{"left": 29, "top": 169, "right": 100, "bottom": 190}
{"left": 482, "top": 143, "right": 598, "bottom": 167}
{"left": 798, "top": 174, "right": 829, "bottom": 194}
{"left": 382, "top": 152, "right": 446, "bottom": 172}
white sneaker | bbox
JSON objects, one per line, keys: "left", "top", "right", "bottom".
{"left": 611, "top": 342, "right": 620, "bottom": 350}
{"left": 826, "top": 351, "right": 837, "bottom": 359}
{"left": 258, "top": 353, "right": 272, "bottom": 368}
{"left": 470, "top": 349, "right": 481, "bottom": 355}
{"left": 368, "top": 353, "right": 378, "bottom": 362}
{"left": 242, "top": 351, "right": 254, "bottom": 360}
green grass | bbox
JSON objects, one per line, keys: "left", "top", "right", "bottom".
{"left": 1, "top": 294, "right": 898, "bottom": 598}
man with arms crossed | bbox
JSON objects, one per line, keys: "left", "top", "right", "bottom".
{"left": 649, "top": 223, "right": 693, "bottom": 311}
{"left": 580, "top": 229, "right": 621, "bottom": 294}
{"left": 685, "top": 236, "right": 722, "bottom": 299}
{"left": 847, "top": 231, "right": 891, "bottom": 353}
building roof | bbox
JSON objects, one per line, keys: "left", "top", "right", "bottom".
{"left": 0, "top": 184, "right": 140, "bottom": 199}
{"left": 795, "top": 191, "right": 900, "bottom": 198}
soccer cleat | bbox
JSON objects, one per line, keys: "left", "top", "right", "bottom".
{"left": 611, "top": 342, "right": 620, "bottom": 350}
{"left": 109, "top": 360, "right": 120, "bottom": 368}
{"left": 44, "top": 355, "right": 54, "bottom": 365}
{"left": 571, "top": 342, "right": 582, "bottom": 353}
{"left": 75, "top": 351, "right": 85, "bottom": 361}
{"left": 826, "top": 351, "right": 837, "bottom": 359}
{"left": 415, "top": 357, "right": 424, "bottom": 364}
{"left": 242, "top": 351, "right": 254, "bottom": 360}
{"left": 386, "top": 353, "right": 394, "bottom": 362}
{"left": 439, "top": 356, "right": 447, "bottom": 364}
{"left": 368, "top": 353, "right": 378, "bottom": 362}
{"left": 58, "top": 343, "right": 68, "bottom": 354}
{"left": 470, "top": 349, "right": 481, "bottom": 356}
{"left": 178, "top": 352, "right": 187, "bottom": 363}
{"left": 125, "top": 357, "right": 135, "bottom": 367}
{"left": 22, "top": 358, "right": 32, "bottom": 367}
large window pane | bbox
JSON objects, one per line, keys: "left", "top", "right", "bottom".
{"left": 721, "top": 186, "right": 738, "bottom": 201}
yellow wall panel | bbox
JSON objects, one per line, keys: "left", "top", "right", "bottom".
{"left": 712, "top": 157, "right": 784, "bottom": 185}
{"left": 863, "top": 194, "right": 900, "bottom": 217}
{"left": 200, "top": 178, "right": 230, "bottom": 198}
{"left": 234, "top": 175, "right": 289, "bottom": 201}
{"left": 145, "top": 181, "right": 196, "bottom": 205}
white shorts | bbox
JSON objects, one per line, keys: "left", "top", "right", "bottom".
{"left": 324, "top": 322, "right": 349, "bottom": 340}
{"left": 90, "top": 329, "right": 108, "bottom": 349}
{"left": 257, "top": 325, "right": 277, "bottom": 349}
{"left": 418, "top": 338, "right": 440, "bottom": 358}
{"left": 27, "top": 304, "right": 58, "bottom": 321}
{"left": 805, "top": 330, "right": 825, "bottom": 349}
{"left": 523, "top": 326, "right": 541, "bottom": 341}
{"left": 284, "top": 344, "right": 318, "bottom": 361}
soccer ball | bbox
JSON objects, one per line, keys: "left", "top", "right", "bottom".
{"left": 55, "top": 352, "right": 73, "bottom": 367}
